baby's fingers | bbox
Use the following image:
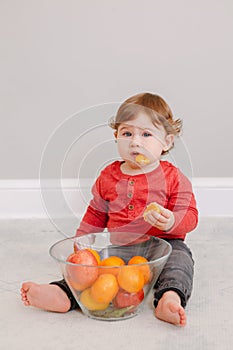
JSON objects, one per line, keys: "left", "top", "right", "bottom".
{"left": 144, "top": 211, "right": 164, "bottom": 228}
{"left": 149, "top": 210, "right": 167, "bottom": 224}
{"left": 144, "top": 208, "right": 174, "bottom": 231}
{"left": 159, "top": 207, "right": 171, "bottom": 219}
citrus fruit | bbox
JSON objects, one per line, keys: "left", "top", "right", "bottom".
{"left": 135, "top": 154, "right": 150, "bottom": 165}
{"left": 117, "top": 265, "right": 144, "bottom": 293}
{"left": 99, "top": 256, "right": 125, "bottom": 275}
{"left": 66, "top": 249, "right": 98, "bottom": 291}
{"left": 80, "top": 288, "right": 109, "bottom": 311}
{"left": 143, "top": 202, "right": 161, "bottom": 218}
{"left": 128, "top": 255, "right": 151, "bottom": 284}
{"left": 91, "top": 274, "right": 119, "bottom": 304}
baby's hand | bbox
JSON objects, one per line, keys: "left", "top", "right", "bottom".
{"left": 143, "top": 202, "right": 175, "bottom": 231}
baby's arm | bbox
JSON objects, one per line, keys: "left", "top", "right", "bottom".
{"left": 76, "top": 175, "right": 109, "bottom": 236}
{"left": 164, "top": 170, "right": 198, "bottom": 237}
{"left": 143, "top": 169, "right": 198, "bottom": 237}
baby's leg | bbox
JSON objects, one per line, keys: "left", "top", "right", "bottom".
{"left": 21, "top": 282, "right": 71, "bottom": 312}
{"left": 153, "top": 240, "right": 194, "bottom": 326}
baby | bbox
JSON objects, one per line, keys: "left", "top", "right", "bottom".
{"left": 21, "top": 92, "right": 198, "bottom": 326}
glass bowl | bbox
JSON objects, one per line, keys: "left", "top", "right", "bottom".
{"left": 49, "top": 231, "right": 172, "bottom": 321}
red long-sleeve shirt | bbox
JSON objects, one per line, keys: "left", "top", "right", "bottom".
{"left": 76, "top": 161, "right": 198, "bottom": 240}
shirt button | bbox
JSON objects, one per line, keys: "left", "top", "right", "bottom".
{"left": 129, "top": 180, "right": 135, "bottom": 186}
{"left": 127, "top": 193, "right": 133, "bottom": 198}
{"left": 128, "top": 204, "right": 134, "bottom": 210}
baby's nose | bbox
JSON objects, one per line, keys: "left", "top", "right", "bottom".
{"left": 130, "top": 135, "right": 141, "bottom": 146}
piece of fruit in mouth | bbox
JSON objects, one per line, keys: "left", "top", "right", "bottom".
{"left": 135, "top": 154, "right": 150, "bottom": 165}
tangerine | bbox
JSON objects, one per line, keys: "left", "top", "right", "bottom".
{"left": 144, "top": 202, "right": 161, "bottom": 215}
{"left": 91, "top": 274, "right": 119, "bottom": 304}
{"left": 128, "top": 255, "right": 152, "bottom": 284}
{"left": 117, "top": 265, "right": 144, "bottom": 293}
{"left": 135, "top": 154, "right": 150, "bottom": 165}
{"left": 99, "top": 256, "right": 125, "bottom": 276}
{"left": 80, "top": 288, "right": 109, "bottom": 311}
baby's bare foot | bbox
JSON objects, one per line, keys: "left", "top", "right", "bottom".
{"left": 20, "top": 282, "right": 71, "bottom": 313}
{"left": 155, "top": 291, "right": 186, "bottom": 326}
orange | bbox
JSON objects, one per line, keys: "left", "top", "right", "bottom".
{"left": 143, "top": 202, "right": 161, "bottom": 221}
{"left": 80, "top": 288, "right": 109, "bottom": 311}
{"left": 91, "top": 274, "right": 119, "bottom": 304}
{"left": 86, "top": 248, "right": 101, "bottom": 265}
{"left": 128, "top": 255, "right": 152, "bottom": 284}
{"left": 99, "top": 256, "right": 125, "bottom": 276}
{"left": 145, "top": 202, "right": 161, "bottom": 213}
{"left": 117, "top": 265, "right": 144, "bottom": 293}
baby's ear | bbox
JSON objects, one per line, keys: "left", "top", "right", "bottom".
{"left": 163, "top": 134, "right": 174, "bottom": 151}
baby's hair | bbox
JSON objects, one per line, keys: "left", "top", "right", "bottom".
{"left": 109, "top": 92, "right": 182, "bottom": 154}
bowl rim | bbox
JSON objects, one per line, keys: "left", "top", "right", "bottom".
{"left": 49, "top": 232, "right": 172, "bottom": 267}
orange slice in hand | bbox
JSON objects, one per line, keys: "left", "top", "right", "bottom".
{"left": 143, "top": 202, "right": 161, "bottom": 223}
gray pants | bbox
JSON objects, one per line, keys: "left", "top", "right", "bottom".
{"left": 51, "top": 239, "right": 194, "bottom": 310}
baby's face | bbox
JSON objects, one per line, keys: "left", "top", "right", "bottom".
{"left": 116, "top": 112, "right": 173, "bottom": 170}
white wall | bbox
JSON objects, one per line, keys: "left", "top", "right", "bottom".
{"left": 1, "top": 0, "right": 233, "bottom": 179}
{"left": 1, "top": 178, "right": 233, "bottom": 219}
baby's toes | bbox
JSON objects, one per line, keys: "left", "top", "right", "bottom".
{"left": 179, "top": 309, "right": 186, "bottom": 326}
{"left": 21, "top": 293, "right": 27, "bottom": 301}
{"left": 20, "top": 289, "right": 29, "bottom": 304}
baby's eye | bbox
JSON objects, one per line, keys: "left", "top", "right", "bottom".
{"left": 122, "top": 131, "right": 132, "bottom": 137}
{"left": 142, "top": 132, "right": 152, "bottom": 137}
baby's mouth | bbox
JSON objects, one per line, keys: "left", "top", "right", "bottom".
{"left": 131, "top": 151, "right": 140, "bottom": 156}
{"left": 134, "top": 153, "right": 150, "bottom": 165}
